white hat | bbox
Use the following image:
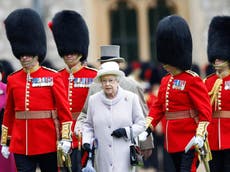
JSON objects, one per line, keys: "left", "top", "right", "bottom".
{"left": 94, "top": 61, "right": 125, "bottom": 83}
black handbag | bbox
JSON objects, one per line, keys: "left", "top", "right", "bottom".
{"left": 129, "top": 126, "right": 144, "bottom": 167}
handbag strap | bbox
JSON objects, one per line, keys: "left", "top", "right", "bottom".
{"left": 130, "top": 126, "right": 136, "bottom": 144}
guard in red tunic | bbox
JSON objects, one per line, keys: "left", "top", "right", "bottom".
{"left": 204, "top": 16, "right": 230, "bottom": 172}
{"left": 0, "top": 8, "right": 73, "bottom": 172}
{"left": 49, "top": 10, "right": 97, "bottom": 172}
{"left": 146, "top": 15, "right": 212, "bottom": 172}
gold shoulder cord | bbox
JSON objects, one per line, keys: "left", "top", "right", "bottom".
{"left": 208, "top": 78, "right": 222, "bottom": 110}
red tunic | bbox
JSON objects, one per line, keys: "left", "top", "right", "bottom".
{"left": 59, "top": 66, "right": 97, "bottom": 148}
{"left": 146, "top": 92, "right": 157, "bottom": 109}
{"left": 149, "top": 71, "right": 212, "bottom": 153}
{"left": 3, "top": 66, "right": 72, "bottom": 155}
{"left": 146, "top": 92, "right": 166, "bottom": 135}
{"left": 204, "top": 73, "right": 230, "bottom": 150}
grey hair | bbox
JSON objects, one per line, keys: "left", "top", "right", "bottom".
{"left": 99, "top": 74, "right": 121, "bottom": 82}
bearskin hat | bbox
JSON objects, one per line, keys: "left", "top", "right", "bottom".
{"left": 4, "top": 8, "right": 47, "bottom": 63}
{"left": 156, "top": 15, "right": 192, "bottom": 70}
{"left": 207, "top": 16, "right": 230, "bottom": 63}
{"left": 50, "top": 10, "right": 89, "bottom": 62}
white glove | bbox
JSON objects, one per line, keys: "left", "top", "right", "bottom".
{"left": 138, "top": 131, "right": 148, "bottom": 142}
{"left": 194, "top": 136, "right": 204, "bottom": 148}
{"left": 1, "top": 145, "right": 10, "bottom": 159}
{"left": 59, "top": 140, "right": 71, "bottom": 154}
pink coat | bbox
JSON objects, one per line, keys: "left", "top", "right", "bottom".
{"left": 0, "top": 81, "right": 17, "bottom": 172}
{"left": 0, "top": 81, "right": 6, "bottom": 111}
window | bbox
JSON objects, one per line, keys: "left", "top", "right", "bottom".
{"left": 110, "top": 1, "right": 138, "bottom": 62}
{"left": 148, "top": 0, "right": 175, "bottom": 64}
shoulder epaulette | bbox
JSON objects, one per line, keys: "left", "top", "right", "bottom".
{"left": 85, "top": 66, "right": 98, "bottom": 72}
{"left": 9, "top": 69, "right": 23, "bottom": 76}
{"left": 203, "top": 73, "right": 215, "bottom": 82}
{"left": 205, "top": 73, "right": 215, "bottom": 79}
{"left": 42, "top": 66, "right": 57, "bottom": 73}
{"left": 58, "top": 67, "right": 66, "bottom": 72}
{"left": 185, "top": 70, "right": 199, "bottom": 77}
{"left": 203, "top": 78, "right": 207, "bottom": 83}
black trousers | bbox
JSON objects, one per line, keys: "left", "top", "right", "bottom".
{"left": 209, "top": 149, "right": 230, "bottom": 172}
{"left": 170, "top": 149, "right": 198, "bottom": 172}
{"left": 70, "top": 148, "right": 82, "bottom": 172}
{"left": 14, "top": 152, "right": 57, "bottom": 172}
{"left": 143, "top": 133, "right": 175, "bottom": 172}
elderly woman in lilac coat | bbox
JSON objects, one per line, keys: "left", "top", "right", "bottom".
{"left": 82, "top": 61, "right": 145, "bottom": 172}
{"left": 0, "top": 63, "right": 17, "bottom": 172}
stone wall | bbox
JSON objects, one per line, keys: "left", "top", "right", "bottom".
{"left": 0, "top": 0, "right": 230, "bottom": 71}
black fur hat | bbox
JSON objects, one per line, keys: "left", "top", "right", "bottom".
{"left": 207, "top": 16, "right": 230, "bottom": 63}
{"left": 156, "top": 15, "right": 192, "bottom": 70}
{"left": 51, "top": 10, "right": 89, "bottom": 62}
{"left": 4, "top": 8, "right": 46, "bottom": 63}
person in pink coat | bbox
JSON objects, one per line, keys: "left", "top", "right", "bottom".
{"left": 0, "top": 63, "right": 17, "bottom": 172}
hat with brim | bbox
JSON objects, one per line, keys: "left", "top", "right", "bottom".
{"left": 94, "top": 61, "right": 125, "bottom": 83}
{"left": 97, "top": 45, "right": 125, "bottom": 63}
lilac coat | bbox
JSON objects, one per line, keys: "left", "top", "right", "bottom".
{"left": 83, "top": 87, "right": 145, "bottom": 172}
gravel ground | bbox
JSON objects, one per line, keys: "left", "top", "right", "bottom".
{"left": 136, "top": 163, "right": 205, "bottom": 172}
{"left": 35, "top": 162, "right": 205, "bottom": 172}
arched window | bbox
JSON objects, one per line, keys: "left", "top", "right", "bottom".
{"left": 110, "top": 1, "right": 138, "bottom": 62}
{"left": 148, "top": 0, "right": 175, "bottom": 64}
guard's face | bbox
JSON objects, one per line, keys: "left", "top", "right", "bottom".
{"left": 213, "top": 59, "right": 229, "bottom": 70}
{"left": 162, "top": 64, "right": 182, "bottom": 75}
{"left": 101, "top": 74, "right": 119, "bottom": 99}
{"left": 214, "top": 59, "right": 225, "bottom": 65}
{"left": 63, "top": 54, "right": 82, "bottom": 68}
{"left": 162, "top": 64, "right": 175, "bottom": 73}
{"left": 20, "top": 56, "right": 38, "bottom": 70}
{"left": 214, "top": 59, "right": 227, "bottom": 66}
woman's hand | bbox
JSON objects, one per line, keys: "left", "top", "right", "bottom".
{"left": 83, "top": 143, "right": 91, "bottom": 152}
{"left": 111, "top": 128, "right": 127, "bottom": 138}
